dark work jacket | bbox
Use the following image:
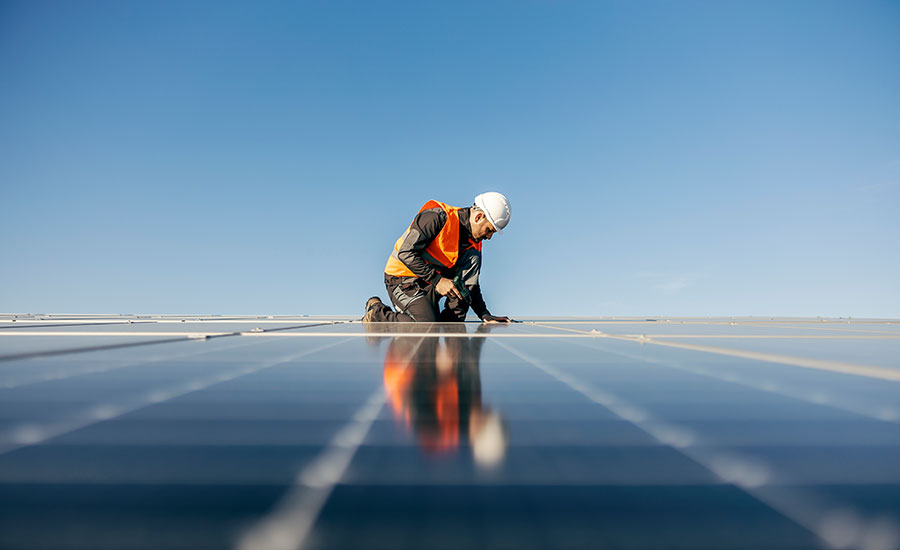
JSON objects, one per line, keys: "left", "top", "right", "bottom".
{"left": 389, "top": 206, "right": 490, "bottom": 319}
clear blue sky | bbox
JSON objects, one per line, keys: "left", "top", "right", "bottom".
{"left": 1, "top": 1, "right": 898, "bottom": 317}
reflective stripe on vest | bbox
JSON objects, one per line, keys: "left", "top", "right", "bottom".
{"left": 384, "top": 200, "right": 482, "bottom": 278}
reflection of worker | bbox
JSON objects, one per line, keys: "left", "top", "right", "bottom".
{"left": 363, "top": 193, "right": 512, "bottom": 323}
{"left": 382, "top": 324, "right": 508, "bottom": 467}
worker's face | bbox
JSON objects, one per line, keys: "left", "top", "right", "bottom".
{"left": 472, "top": 211, "right": 497, "bottom": 241}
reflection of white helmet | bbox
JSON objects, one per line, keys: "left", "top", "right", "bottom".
{"left": 474, "top": 192, "right": 511, "bottom": 234}
{"left": 471, "top": 410, "right": 508, "bottom": 468}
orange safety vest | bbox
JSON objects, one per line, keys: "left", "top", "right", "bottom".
{"left": 384, "top": 200, "right": 482, "bottom": 278}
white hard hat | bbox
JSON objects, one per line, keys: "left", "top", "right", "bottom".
{"left": 473, "top": 192, "right": 511, "bottom": 234}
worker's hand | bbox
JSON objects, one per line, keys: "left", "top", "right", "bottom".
{"left": 482, "top": 314, "right": 511, "bottom": 324}
{"left": 435, "top": 277, "right": 462, "bottom": 300}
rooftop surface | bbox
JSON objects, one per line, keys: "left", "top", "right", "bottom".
{"left": 1, "top": 315, "right": 899, "bottom": 549}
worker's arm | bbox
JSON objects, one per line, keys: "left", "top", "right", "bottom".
{"left": 395, "top": 208, "right": 448, "bottom": 286}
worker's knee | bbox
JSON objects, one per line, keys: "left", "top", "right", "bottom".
{"left": 407, "top": 302, "right": 438, "bottom": 322}
{"left": 394, "top": 285, "right": 439, "bottom": 322}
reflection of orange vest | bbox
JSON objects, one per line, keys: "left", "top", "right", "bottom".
{"left": 431, "top": 375, "right": 459, "bottom": 452}
{"left": 384, "top": 200, "right": 482, "bottom": 278}
{"left": 383, "top": 350, "right": 460, "bottom": 454}
{"left": 383, "top": 351, "right": 415, "bottom": 428}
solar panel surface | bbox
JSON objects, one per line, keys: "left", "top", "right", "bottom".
{"left": 1, "top": 316, "right": 898, "bottom": 549}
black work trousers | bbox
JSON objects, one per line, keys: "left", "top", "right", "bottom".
{"left": 374, "top": 246, "right": 481, "bottom": 323}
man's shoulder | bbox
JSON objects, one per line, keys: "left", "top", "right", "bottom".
{"left": 415, "top": 207, "right": 448, "bottom": 223}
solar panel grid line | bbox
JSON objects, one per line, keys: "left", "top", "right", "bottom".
{"left": 612, "top": 335, "right": 900, "bottom": 340}
{"left": 0, "top": 332, "right": 242, "bottom": 338}
{"left": 531, "top": 322, "right": 900, "bottom": 422}
{"left": 0, "top": 321, "right": 158, "bottom": 330}
{"left": 0, "top": 321, "right": 349, "bottom": 362}
{"left": 627, "top": 337, "right": 900, "bottom": 383}
{"left": 523, "top": 317, "right": 900, "bottom": 326}
{"left": 244, "top": 322, "right": 343, "bottom": 333}
{"left": 0, "top": 330, "right": 599, "bottom": 338}
{"left": 254, "top": 331, "right": 612, "bottom": 338}
{"left": 757, "top": 323, "right": 900, "bottom": 336}
{"left": 1, "top": 315, "right": 141, "bottom": 321}
{"left": 0, "top": 316, "right": 357, "bottom": 326}
{"left": 0, "top": 316, "right": 164, "bottom": 322}
{"left": 237, "top": 389, "right": 386, "bottom": 550}
{"left": 493, "top": 339, "right": 898, "bottom": 550}
{"left": 494, "top": 340, "right": 762, "bottom": 475}
{"left": 529, "top": 322, "right": 900, "bottom": 382}
{"left": 0, "top": 335, "right": 206, "bottom": 363}
{"left": 236, "top": 333, "right": 440, "bottom": 550}
{"left": 526, "top": 320, "right": 900, "bottom": 338}
{"left": 0, "top": 332, "right": 282, "bottom": 390}
{"left": 0, "top": 337, "right": 354, "bottom": 457}
{"left": 564, "top": 338, "right": 900, "bottom": 426}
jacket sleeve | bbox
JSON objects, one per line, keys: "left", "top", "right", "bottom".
{"left": 469, "top": 285, "right": 490, "bottom": 319}
{"left": 395, "top": 208, "right": 447, "bottom": 285}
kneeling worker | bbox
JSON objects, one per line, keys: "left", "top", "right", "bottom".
{"left": 363, "top": 192, "right": 512, "bottom": 323}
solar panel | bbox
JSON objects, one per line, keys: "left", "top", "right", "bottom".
{"left": 1, "top": 317, "right": 898, "bottom": 549}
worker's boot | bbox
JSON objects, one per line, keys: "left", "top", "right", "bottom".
{"left": 362, "top": 296, "right": 384, "bottom": 324}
